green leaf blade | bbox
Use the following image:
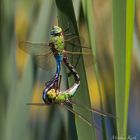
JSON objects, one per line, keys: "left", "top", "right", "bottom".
{"left": 112, "top": 0, "right": 135, "bottom": 138}
{"left": 55, "top": 0, "right": 96, "bottom": 139}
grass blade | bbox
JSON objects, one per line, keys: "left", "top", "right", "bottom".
{"left": 112, "top": 0, "right": 135, "bottom": 138}
{"left": 55, "top": 0, "right": 96, "bottom": 140}
{"left": 81, "top": 0, "right": 107, "bottom": 139}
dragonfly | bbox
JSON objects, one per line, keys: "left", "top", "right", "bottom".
{"left": 20, "top": 25, "right": 115, "bottom": 129}
{"left": 19, "top": 25, "right": 89, "bottom": 75}
{"left": 27, "top": 55, "right": 115, "bottom": 129}
{"left": 19, "top": 25, "right": 90, "bottom": 93}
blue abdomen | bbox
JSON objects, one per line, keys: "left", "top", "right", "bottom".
{"left": 55, "top": 54, "right": 63, "bottom": 75}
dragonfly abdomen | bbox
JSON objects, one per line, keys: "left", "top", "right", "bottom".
{"left": 55, "top": 54, "right": 63, "bottom": 75}
{"left": 62, "top": 56, "right": 80, "bottom": 97}
{"left": 42, "top": 55, "right": 80, "bottom": 104}
{"left": 63, "top": 56, "right": 80, "bottom": 85}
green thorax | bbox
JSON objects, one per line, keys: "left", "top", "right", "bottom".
{"left": 55, "top": 92, "right": 73, "bottom": 103}
{"left": 50, "top": 35, "right": 64, "bottom": 54}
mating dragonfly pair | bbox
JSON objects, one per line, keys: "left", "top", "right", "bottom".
{"left": 19, "top": 25, "right": 115, "bottom": 128}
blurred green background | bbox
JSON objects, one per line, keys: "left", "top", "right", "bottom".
{"left": 0, "top": 0, "right": 140, "bottom": 140}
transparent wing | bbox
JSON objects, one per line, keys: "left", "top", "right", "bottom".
{"left": 19, "top": 41, "right": 56, "bottom": 70}
{"left": 63, "top": 48, "right": 93, "bottom": 69}
{"left": 66, "top": 100, "right": 116, "bottom": 119}
{"left": 35, "top": 54, "right": 56, "bottom": 70}
{"left": 64, "top": 48, "right": 93, "bottom": 66}
{"left": 62, "top": 24, "right": 87, "bottom": 50}
{"left": 19, "top": 41, "right": 51, "bottom": 55}
{"left": 64, "top": 48, "right": 92, "bottom": 55}
{"left": 63, "top": 102, "right": 101, "bottom": 131}
{"left": 64, "top": 35, "right": 86, "bottom": 51}
{"left": 63, "top": 33, "right": 92, "bottom": 67}
{"left": 63, "top": 103, "right": 92, "bottom": 127}
{"left": 62, "top": 23, "right": 85, "bottom": 47}
{"left": 26, "top": 102, "right": 100, "bottom": 130}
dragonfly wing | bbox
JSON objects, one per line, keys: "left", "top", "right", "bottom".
{"left": 67, "top": 100, "right": 116, "bottom": 118}
{"left": 27, "top": 102, "right": 101, "bottom": 130}
{"left": 65, "top": 49, "right": 92, "bottom": 55}
{"left": 19, "top": 41, "right": 56, "bottom": 70}
{"left": 64, "top": 35, "right": 86, "bottom": 48}
{"left": 63, "top": 35, "right": 93, "bottom": 67}
{"left": 63, "top": 103, "right": 92, "bottom": 127}
{"left": 65, "top": 49, "right": 94, "bottom": 66}
{"left": 63, "top": 102, "right": 101, "bottom": 131}
{"left": 63, "top": 49, "right": 94, "bottom": 69}
{"left": 35, "top": 53, "right": 56, "bottom": 70}
{"left": 19, "top": 41, "right": 51, "bottom": 55}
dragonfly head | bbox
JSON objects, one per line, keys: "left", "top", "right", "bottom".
{"left": 42, "top": 88, "right": 58, "bottom": 104}
{"left": 51, "top": 26, "right": 62, "bottom": 36}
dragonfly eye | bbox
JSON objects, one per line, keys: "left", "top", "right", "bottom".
{"left": 43, "top": 88, "right": 57, "bottom": 104}
{"left": 51, "top": 32, "right": 61, "bottom": 36}
{"left": 42, "top": 89, "right": 52, "bottom": 103}
{"left": 47, "top": 89, "right": 57, "bottom": 98}
{"left": 51, "top": 26, "right": 62, "bottom": 35}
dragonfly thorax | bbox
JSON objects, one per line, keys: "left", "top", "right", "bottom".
{"left": 49, "top": 35, "right": 64, "bottom": 55}
{"left": 50, "top": 26, "right": 64, "bottom": 55}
